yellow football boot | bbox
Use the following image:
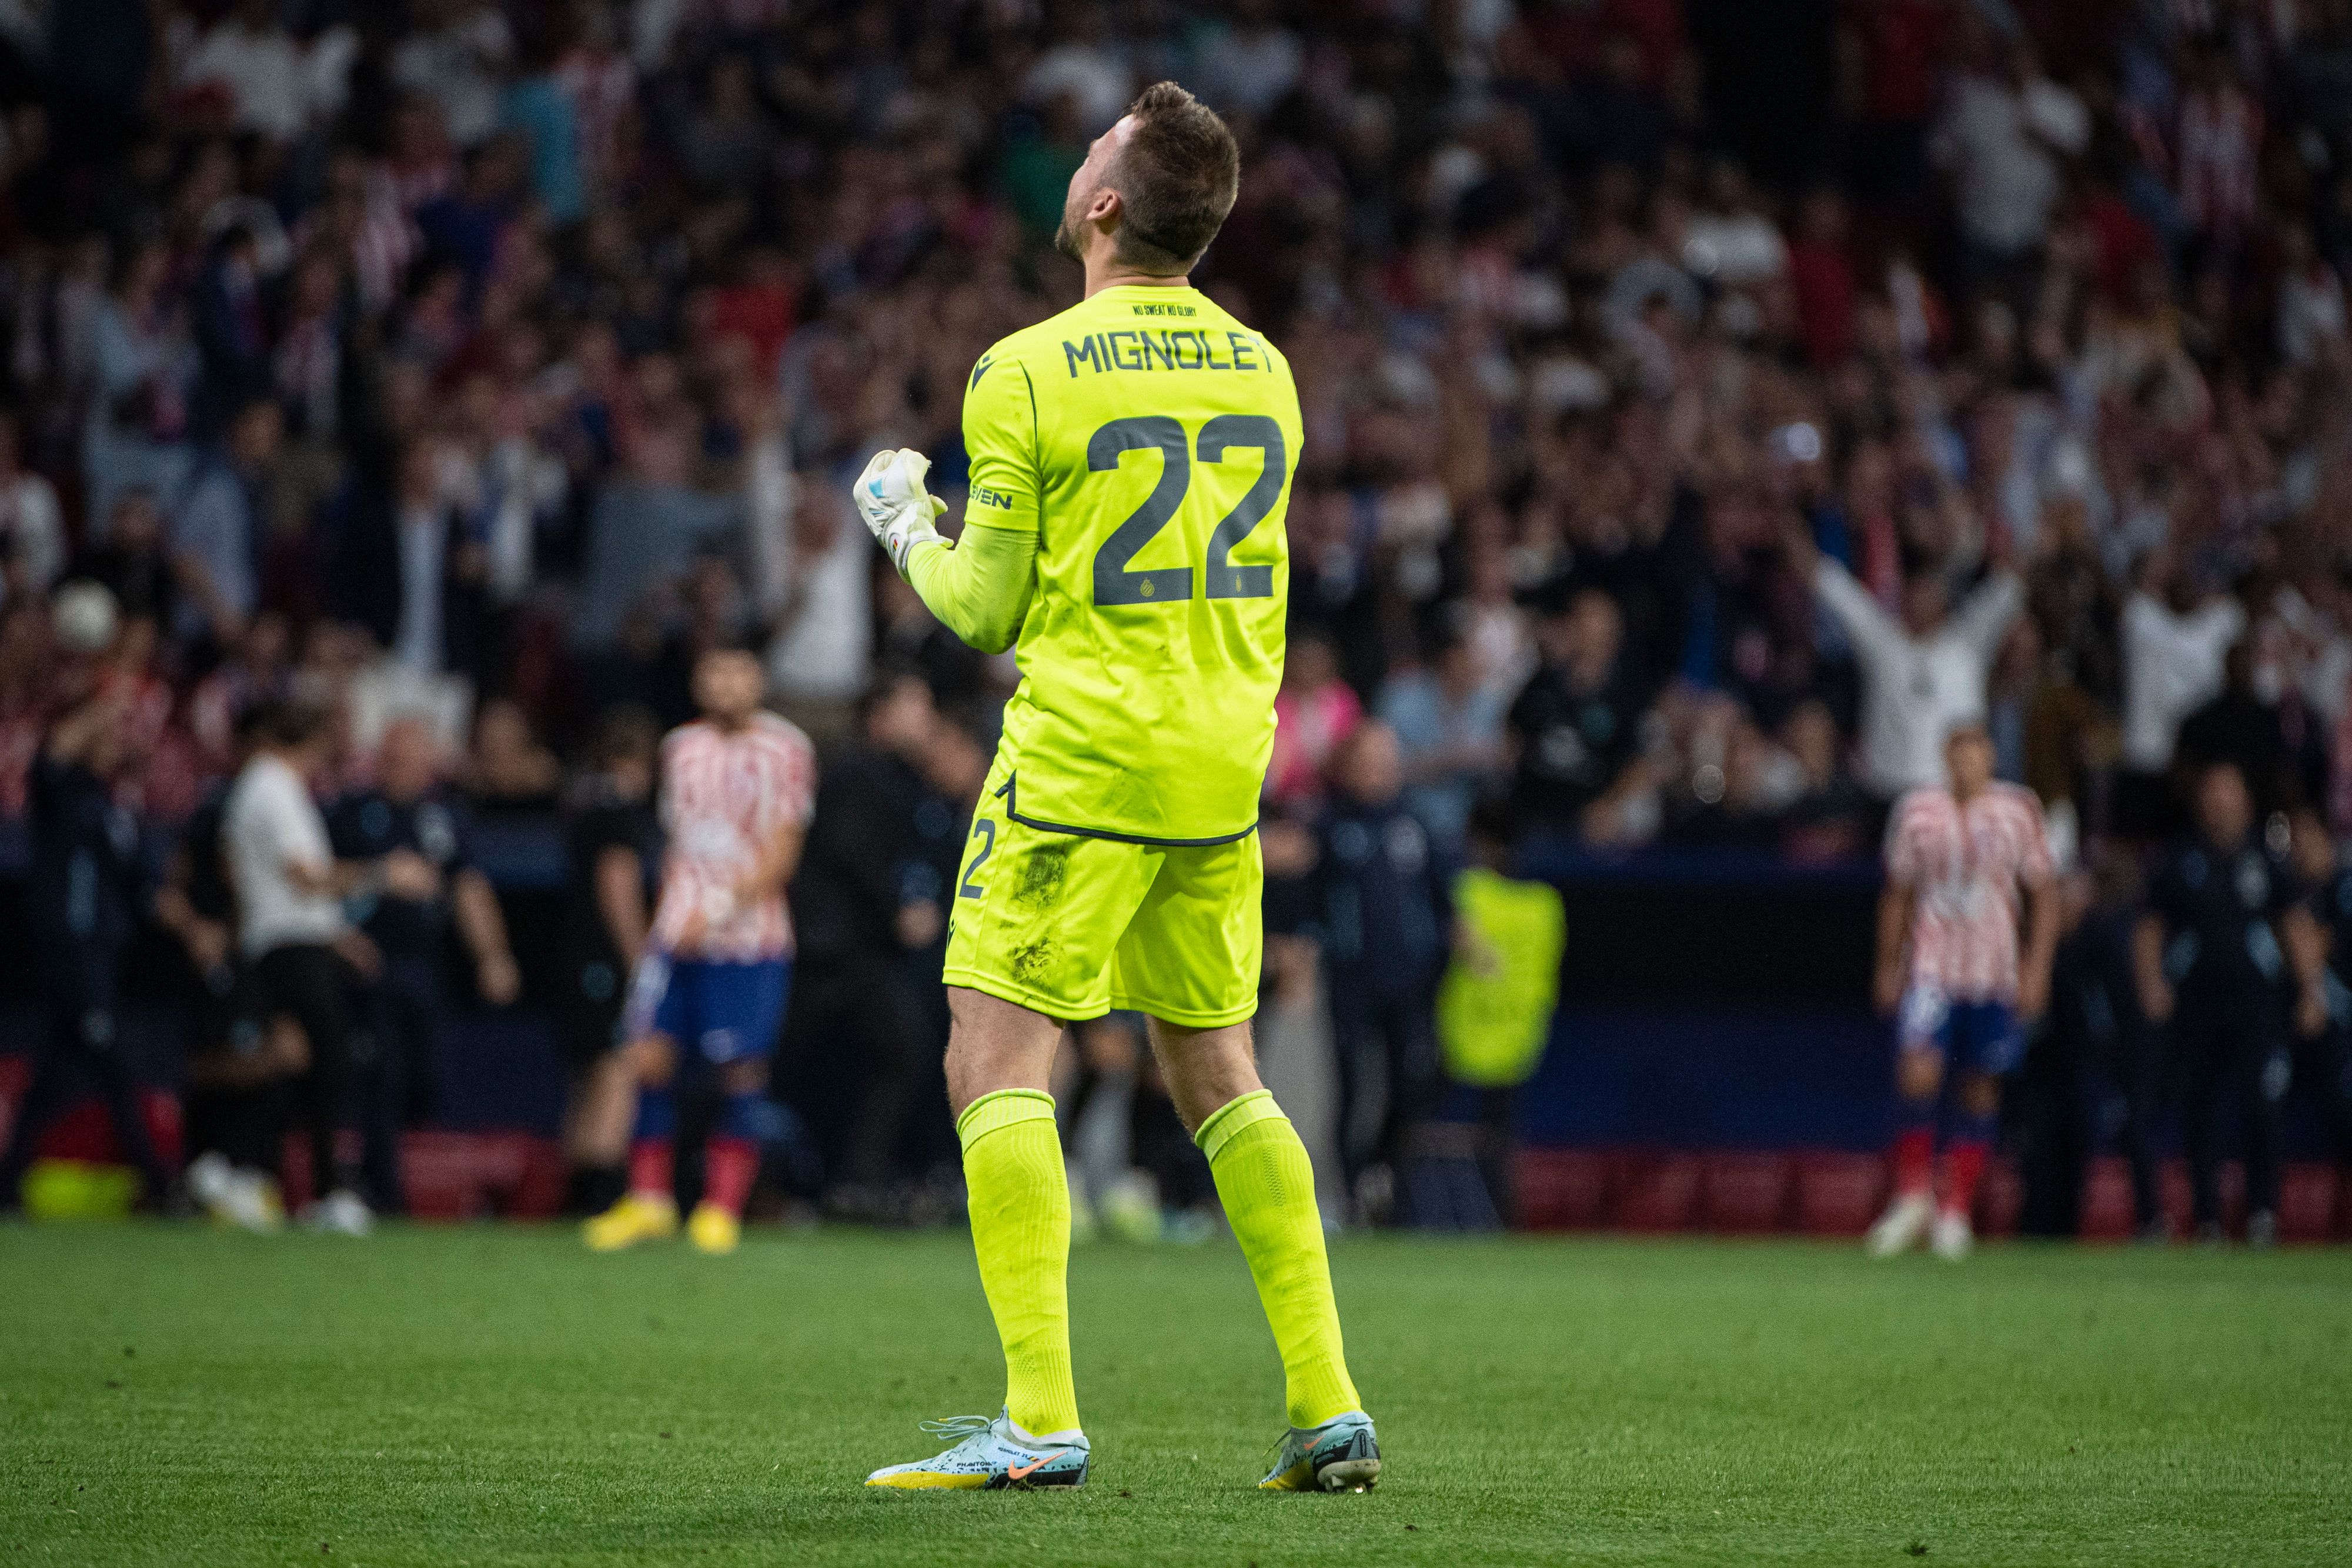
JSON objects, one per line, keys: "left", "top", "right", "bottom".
{"left": 686, "top": 1202, "right": 740, "bottom": 1255}
{"left": 583, "top": 1192, "right": 678, "bottom": 1251}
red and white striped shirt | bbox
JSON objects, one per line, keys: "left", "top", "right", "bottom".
{"left": 1885, "top": 783, "right": 2054, "bottom": 1002}
{"left": 650, "top": 713, "right": 816, "bottom": 963}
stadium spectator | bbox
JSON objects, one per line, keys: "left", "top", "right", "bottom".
{"left": 328, "top": 714, "right": 520, "bottom": 1213}
{"left": 155, "top": 706, "right": 303, "bottom": 1230}
{"left": 463, "top": 697, "right": 564, "bottom": 814}
{"left": 1785, "top": 517, "right": 2023, "bottom": 803}
{"left": 2174, "top": 638, "right": 2303, "bottom": 826}
{"left": 1267, "top": 630, "right": 1362, "bottom": 808}
{"left": 1311, "top": 720, "right": 1454, "bottom": 1222}
{"left": 779, "top": 671, "right": 940, "bottom": 1217}
{"left": 1377, "top": 626, "right": 1508, "bottom": 851}
{"left": 2024, "top": 849, "right": 2166, "bottom": 1241}
{"left": 1932, "top": 36, "right": 2087, "bottom": 302}
{"left": 763, "top": 484, "right": 874, "bottom": 747}
{"left": 1506, "top": 586, "right": 1651, "bottom": 842}
{"left": 2117, "top": 565, "right": 2247, "bottom": 838}
{"left": 2136, "top": 761, "right": 2327, "bottom": 1246}
{"left": 2, "top": 0, "right": 2352, "bottom": 1239}
{"left": 0, "top": 690, "right": 171, "bottom": 1209}
{"left": 0, "top": 413, "right": 64, "bottom": 612}
{"left": 71, "top": 490, "right": 179, "bottom": 635}
{"left": 171, "top": 397, "right": 280, "bottom": 650}
{"left": 1778, "top": 698, "right": 1872, "bottom": 860}
{"left": 224, "top": 701, "right": 412, "bottom": 1236}
{"left": 2290, "top": 808, "right": 2352, "bottom": 1181}
{"left": 82, "top": 241, "right": 194, "bottom": 532}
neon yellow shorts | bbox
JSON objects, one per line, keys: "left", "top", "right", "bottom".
{"left": 941, "top": 756, "right": 1263, "bottom": 1029}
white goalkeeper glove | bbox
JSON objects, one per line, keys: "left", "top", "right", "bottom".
{"left": 853, "top": 448, "right": 947, "bottom": 574}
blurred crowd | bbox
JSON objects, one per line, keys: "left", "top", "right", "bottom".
{"left": 14, "top": 0, "right": 2352, "bottom": 860}
{"left": 8, "top": 0, "right": 2352, "bottom": 1220}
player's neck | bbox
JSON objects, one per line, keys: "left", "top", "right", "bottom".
{"left": 1083, "top": 255, "right": 1192, "bottom": 299}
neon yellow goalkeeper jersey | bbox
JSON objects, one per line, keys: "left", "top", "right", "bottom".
{"left": 961, "top": 282, "right": 1298, "bottom": 845}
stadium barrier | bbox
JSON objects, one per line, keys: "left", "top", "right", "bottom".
{"left": 1515, "top": 1146, "right": 2349, "bottom": 1242}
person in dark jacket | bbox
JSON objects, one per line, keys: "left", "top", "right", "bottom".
{"left": 554, "top": 706, "right": 662, "bottom": 1214}
{"left": 328, "top": 714, "right": 520, "bottom": 1213}
{"left": 191, "top": 225, "right": 271, "bottom": 435}
{"left": 2019, "top": 851, "right": 2159, "bottom": 1238}
{"left": 330, "top": 437, "right": 488, "bottom": 680}
{"left": 778, "top": 671, "right": 940, "bottom": 1211}
{"left": 2135, "top": 760, "right": 2328, "bottom": 1245}
{"left": 1505, "top": 586, "right": 1652, "bottom": 843}
{"left": 0, "top": 691, "right": 171, "bottom": 1206}
{"left": 1312, "top": 718, "right": 1455, "bottom": 1221}
{"left": 2288, "top": 808, "right": 2352, "bottom": 1188}
{"left": 2173, "top": 639, "right": 2297, "bottom": 823}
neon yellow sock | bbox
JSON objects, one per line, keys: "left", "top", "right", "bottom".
{"left": 957, "top": 1089, "right": 1081, "bottom": 1436}
{"left": 1199, "top": 1089, "right": 1362, "bottom": 1429}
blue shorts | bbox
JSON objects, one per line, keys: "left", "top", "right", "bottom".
{"left": 1897, "top": 986, "right": 2024, "bottom": 1077}
{"left": 625, "top": 955, "right": 791, "bottom": 1065}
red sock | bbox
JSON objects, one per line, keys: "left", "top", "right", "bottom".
{"left": 704, "top": 1137, "right": 758, "bottom": 1217}
{"left": 1892, "top": 1127, "right": 1934, "bottom": 1198}
{"left": 628, "top": 1138, "right": 673, "bottom": 1199}
{"left": 1940, "top": 1142, "right": 1988, "bottom": 1217}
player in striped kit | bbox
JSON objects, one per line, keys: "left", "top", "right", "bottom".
{"left": 1867, "top": 721, "right": 2057, "bottom": 1261}
{"left": 585, "top": 646, "right": 815, "bottom": 1255}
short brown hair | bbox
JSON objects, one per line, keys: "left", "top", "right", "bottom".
{"left": 1110, "top": 82, "right": 1240, "bottom": 272}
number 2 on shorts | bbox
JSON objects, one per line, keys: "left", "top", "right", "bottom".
{"left": 959, "top": 818, "right": 997, "bottom": 900}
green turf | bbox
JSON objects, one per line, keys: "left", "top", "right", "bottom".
{"left": 4, "top": 1225, "right": 2348, "bottom": 1566}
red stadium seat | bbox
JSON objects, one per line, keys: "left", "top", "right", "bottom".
{"left": 1699, "top": 1152, "right": 1793, "bottom": 1233}
{"left": 1792, "top": 1151, "right": 1885, "bottom": 1236}
{"left": 2076, "top": 1156, "right": 2137, "bottom": 1242}
{"left": 283, "top": 1131, "right": 565, "bottom": 1219}
{"left": 0, "top": 1057, "right": 183, "bottom": 1169}
{"left": 1512, "top": 1147, "right": 1612, "bottom": 1231}
{"left": 1611, "top": 1151, "right": 1702, "bottom": 1232}
{"left": 1975, "top": 1158, "right": 2023, "bottom": 1238}
{"left": 2277, "top": 1164, "right": 2340, "bottom": 1244}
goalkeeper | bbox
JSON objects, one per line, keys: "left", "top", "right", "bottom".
{"left": 851, "top": 82, "right": 1378, "bottom": 1495}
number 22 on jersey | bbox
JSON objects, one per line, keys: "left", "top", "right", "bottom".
{"left": 1087, "top": 415, "right": 1285, "bottom": 607}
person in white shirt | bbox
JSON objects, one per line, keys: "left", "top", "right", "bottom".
{"left": 1932, "top": 41, "right": 2089, "bottom": 268}
{"left": 763, "top": 484, "right": 872, "bottom": 747}
{"left": 178, "top": 0, "right": 308, "bottom": 143}
{"left": 0, "top": 410, "right": 61, "bottom": 610}
{"left": 224, "top": 701, "right": 437, "bottom": 1235}
{"left": 1784, "top": 522, "right": 2023, "bottom": 801}
{"left": 2116, "top": 560, "right": 2246, "bottom": 837}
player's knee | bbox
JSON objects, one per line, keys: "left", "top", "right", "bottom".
{"left": 1145, "top": 1018, "right": 1262, "bottom": 1132}
{"left": 626, "top": 1035, "right": 677, "bottom": 1086}
{"left": 1957, "top": 1072, "right": 2000, "bottom": 1118}
{"left": 1895, "top": 1048, "right": 1943, "bottom": 1102}
{"left": 943, "top": 986, "right": 1062, "bottom": 1114}
{"left": 718, "top": 1057, "right": 767, "bottom": 1096}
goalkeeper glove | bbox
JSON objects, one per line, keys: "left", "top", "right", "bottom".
{"left": 853, "top": 448, "right": 948, "bottom": 574}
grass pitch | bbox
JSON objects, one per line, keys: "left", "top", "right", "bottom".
{"left": 4, "top": 1225, "right": 2348, "bottom": 1566}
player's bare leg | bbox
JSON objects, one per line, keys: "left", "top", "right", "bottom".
{"left": 583, "top": 1032, "right": 683, "bottom": 1250}
{"left": 1147, "top": 1017, "right": 1379, "bottom": 1492}
{"left": 1868, "top": 1045, "right": 1945, "bottom": 1258}
{"left": 868, "top": 987, "right": 1090, "bottom": 1488}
